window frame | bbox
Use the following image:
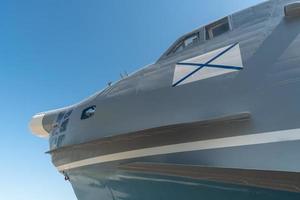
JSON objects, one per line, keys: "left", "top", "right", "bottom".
{"left": 167, "top": 31, "right": 202, "bottom": 56}
{"left": 205, "top": 17, "right": 232, "bottom": 40}
{"left": 161, "top": 16, "right": 232, "bottom": 60}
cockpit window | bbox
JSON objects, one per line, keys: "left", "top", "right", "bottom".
{"left": 168, "top": 33, "right": 199, "bottom": 55}
{"left": 184, "top": 33, "right": 198, "bottom": 47}
{"left": 162, "top": 17, "right": 231, "bottom": 59}
{"left": 173, "top": 42, "right": 184, "bottom": 54}
{"left": 205, "top": 17, "right": 230, "bottom": 40}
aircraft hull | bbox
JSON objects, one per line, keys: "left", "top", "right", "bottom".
{"left": 63, "top": 140, "right": 300, "bottom": 200}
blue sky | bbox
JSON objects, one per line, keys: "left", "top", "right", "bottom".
{"left": 0, "top": 0, "right": 264, "bottom": 199}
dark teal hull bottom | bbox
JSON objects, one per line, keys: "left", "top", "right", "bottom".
{"left": 69, "top": 168, "right": 300, "bottom": 200}
{"left": 64, "top": 141, "right": 300, "bottom": 200}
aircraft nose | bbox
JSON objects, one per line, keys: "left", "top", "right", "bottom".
{"left": 29, "top": 113, "right": 49, "bottom": 138}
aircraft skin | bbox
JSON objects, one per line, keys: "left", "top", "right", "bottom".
{"left": 30, "top": 0, "right": 300, "bottom": 199}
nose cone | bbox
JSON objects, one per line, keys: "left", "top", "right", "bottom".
{"left": 29, "top": 113, "right": 49, "bottom": 138}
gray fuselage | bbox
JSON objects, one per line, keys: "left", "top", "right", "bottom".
{"left": 30, "top": 1, "right": 300, "bottom": 199}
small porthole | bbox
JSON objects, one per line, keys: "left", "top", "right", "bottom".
{"left": 81, "top": 105, "right": 96, "bottom": 120}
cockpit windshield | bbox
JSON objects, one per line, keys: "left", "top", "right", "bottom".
{"left": 164, "top": 16, "right": 231, "bottom": 58}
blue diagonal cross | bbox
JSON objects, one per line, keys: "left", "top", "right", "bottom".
{"left": 172, "top": 43, "right": 241, "bottom": 87}
{"left": 177, "top": 63, "right": 243, "bottom": 71}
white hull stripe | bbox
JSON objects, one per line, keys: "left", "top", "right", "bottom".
{"left": 57, "top": 128, "right": 300, "bottom": 171}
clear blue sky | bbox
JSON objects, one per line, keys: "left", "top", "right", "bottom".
{"left": 0, "top": 0, "right": 264, "bottom": 199}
